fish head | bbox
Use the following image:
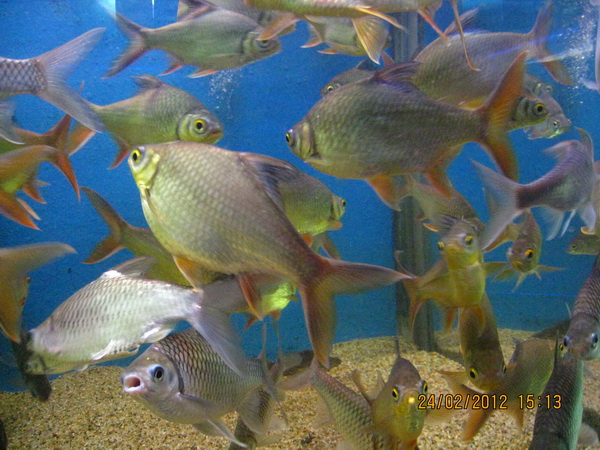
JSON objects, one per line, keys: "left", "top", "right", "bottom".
{"left": 371, "top": 357, "right": 427, "bottom": 441}
{"left": 177, "top": 110, "right": 224, "bottom": 145}
{"left": 129, "top": 146, "right": 160, "bottom": 192}
{"left": 243, "top": 30, "right": 281, "bottom": 61}
{"left": 439, "top": 220, "right": 481, "bottom": 268}
{"left": 507, "top": 241, "right": 539, "bottom": 274}
{"left": 286, "top": 122, "right": 315, "bottom": 161}
{"left": 321, "top": 81, "right": 342, "bottom": 96}
{"left": 121, "top": 347, "right": 180, "bottom": 401}
{"left": 463, "top": 354, "right": 506, "bottom": 392}
{"left": 329, "top": 194, "right": 346, "bottom": 226}
{"left": 526, "top": 112, "right": 571, "bottom": 139}
{"left": 563, "top": 318, "right": 600, "bottom": 360}
{"left": 513, "top": 97, "right": 549, "bottom": 129}
{"left": 567, "top": 233, "right": 599, "bottom": 255}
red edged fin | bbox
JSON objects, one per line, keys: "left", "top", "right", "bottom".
{"left": 417, "top": 7, "right": 448, "bottom": 42}
{"left": 366, "top": 174, "right": 404, "bottom": 210}
{"left": 449, "top": 0, "right": 479, "bottom": 71}
{"left": 238, "top": 273, "right": 265, "bottom": 320}
{"left": 0, "top": 191, "right": 39, "bottom": 229}
{"left": 109, "top": 142, "right": 131, "bottom": 169}
{"left": 301, "top": 256, "right": 404, "bottom": 367}
{"left": 47, "top": 146, "right": 80, "bottom": 200}
{"left": 424, "top": 166, "right": 453, "bottom": 198}
{"left": 173, "top": 256, "right": 207, "bottom": 289}
{"left": 22, "top": 177, "right": 45, "bottom": 203}
{"left": 67, "top": 122, "right": 96, "bottom": 156}
{"left": 477, "top": 52, "right": 526, "bottom": 181}
{"left": 301, "top": 234, "right": 314, "bottom": 247}
{"left": 441, "top": 306, "right": 457, "bottom": 334}
{"left": 259, "top": 13, "right": 299, "bottom": 40}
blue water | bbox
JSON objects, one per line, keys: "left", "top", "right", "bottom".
{"left": 0, "top": 0, "right": 597, "bottom": 392}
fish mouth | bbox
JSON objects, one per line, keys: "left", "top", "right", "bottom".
{"left": 122, "top": 374, "right": 145, "bottom": 393}
{"left": 205, "top": 129, "right": 224, "bottom": 145}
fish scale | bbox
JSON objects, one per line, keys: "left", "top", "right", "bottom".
{"left": 0, "top": 59, "right": 46, "bottom": 95}
{"left": 24, "top": 257, "right": 247, "bottom": 376}
{"left": 564, "top": 255, "right": 600, "bottom": 360}
{"left": 152, "top": 329, "right": 260, "bottom": 409}
{"left": 311, "top": 366, "right": 391, "bottom": 449}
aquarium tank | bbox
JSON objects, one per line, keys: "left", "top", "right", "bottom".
{"left": 0, "top": 0, "right": 599, "bottom": 448}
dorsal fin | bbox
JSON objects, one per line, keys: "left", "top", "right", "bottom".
{"left": 444, "top": 8, "right": 479, "bottom": 35}
{"left": 133, "top": 75, "right": 164, "bottom": 91}
{"left": 577, "top": 127, "right": 594, "bottom": 158}
{"left": 107, "top": 256, "right": 156, "bottom": 279}
{"left": 436, "top": 214, "right": 461, "bottom": 237}
{"left": 372, "top": 62, "right": 420, "bottom": 84}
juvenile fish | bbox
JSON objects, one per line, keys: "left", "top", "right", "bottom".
{"left": 475, "top": 128, "right": 597, "bottom": 249}
{"left": 128, "top": 143, "right": 403, "bottom": 368}
{"left": 303, "top": 16, "right": 389, "bottom": 61}
{"left": 494, "top": 211, "right": 563, "bottom": 290}
{"left": 458, "top": 293, "right": 506, "bottom": 391}
{"left": 82, "top": 187, "right": 190, "bottom": 286}
{"left": 563, "top": 254, "right": 600, "bottom": 360}
{"left": 26, "top": 257, "right": 245, "bottom": 375}
{"left": 441, "top": 338, "right": 555, "bottom": 441}
{"left": 353, "top": 354, "right": 429, "bottom": 449}
{"left": 523, "top": 74, "right": 571, "bottom": 139}
{"left": 412, "top": 2, "right": 572, "bottom": 106}
{"left": 0, "top": 144, "right": 79, "bottom": 229}
{"left": 83, "top": 75, "right": 223, "bottom": 168}
{"left": 567, "top": 232, "right": 600, "bottom": 255}
{"left": 287, "top": 53, "right": 526, "bottom": 210}
{"left": 0, "top": 243, "right": 75, "bottom": 343}
{"left": 106, "top": 7, "right": 280, "bottom": 78}
{"left": 122, "top": 327, "right": 277, "bottom": 447}
{"left": 397, "top": 217, "right": 504, "bottom": 331}
{"left": 0, "top": 29, "right": 105, "bottom": 136}
{"left": 530, "top": 340, "right": 584, "bottom": 450}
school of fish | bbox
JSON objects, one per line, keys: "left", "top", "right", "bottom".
{"left": 2, "top": 0, "right": 600, "bottom": 448}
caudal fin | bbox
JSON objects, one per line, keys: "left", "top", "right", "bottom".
{"left": 105, "top": 13, "right": 150, "bottom": 78}
{"left": 43, "top": 146, "right": 80, "bottom": 200}
{"left": 476, "top": 52, "right": 526, "bottom": 182}
{"left": 529, "top": 1, "right": 573, "bottom": 85}
{"left": 0, "top": 243, "right": 75, "bottom": 343}
{"left": 36, "top": 28, "right": 106, "bottom": 133}
{"left": 82, "top": 187, "right": 128, "bottom": 263}
{"left": 300, "top": 257, "right": 405, "bottom": 368}
{"left": 472, "top": 161, "right": 521, "bottom": 250}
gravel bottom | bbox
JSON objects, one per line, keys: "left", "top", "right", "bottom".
{"left": 1, "top": 329, "right": 599, "bottom": 449}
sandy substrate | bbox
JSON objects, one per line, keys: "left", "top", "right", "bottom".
{"left": 1, "top": 329, "right": 599, "bottom": 449}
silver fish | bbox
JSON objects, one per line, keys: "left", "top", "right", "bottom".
{"left": 530, "top": 340, "right": 584, "bottom": 450}
{"left": 523, "top": 74, "right": 571, "bottom": 139}
{"left": 475, "top": 128, "right": 597, "bottom": 249}
{"left": 563, "top": 254, "right": 600, "bottom": 360}
{"left": 106, "top": 7, "right": 280, "bottom": 78}
{"left": 26, "top": 257, "right": 244, "bottom": 375}
{"left": 122, "top": 327, "right": 276, "bottom": 447}
{"left": 0, "top": 28, "right": 105, "bottom": 135}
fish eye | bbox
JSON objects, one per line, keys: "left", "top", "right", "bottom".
{"left": 257, "top": 39, "right": 271, "bottom": 49}
{"left": 422, "top": 381, "right": 428, "bottom": 394}
{"left": 150, "top": 365, "right": 164, "bottom": 382}
{"left": 391, "top": 387, "right": 399, "bottom": 400}
{"left": 194, "top": 119, "right": 206, "bottom": 132}
{"left": 502, "top": 363, "right": 507, "bottom": 374}
{"left": 553, "top": 120, "right": 559, "bottom": 129}
{"left": 342, "top": 199, "right": 347, "bottom": 207}
{"left": 534, "top": 103, "right": 546, "bottom": 115}
{"left": 437, "top": 241, "right": 444, "bottom": 251}
{"left": 131, "top": 148, "right": 143, "bottom": 164}
{"left": 525, "top": 248, "right": 534, "bottom": 259}
{"left": 592, "top": 333, "right": 599, "bottom": 347}
{"left": 464, "top": 235, "right": 473, "bottom": 246}
{"left": 285, "top": 130, "right": 295, "bottom": 146}
{"left": 546, "top": 85, "right": 553, "bottom": 94}
{"left": 469, "top": 367, "right": 478, "bottom": 379}
{"left": 563, "top": 335, "right": 571, "bottom": 348}
{"left": 326, "top": 85, "right": 335, "bottom": 93}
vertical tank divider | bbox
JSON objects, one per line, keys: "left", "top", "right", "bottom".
{"left": 391, "top": 12, "right": 436, "bottom": 351}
